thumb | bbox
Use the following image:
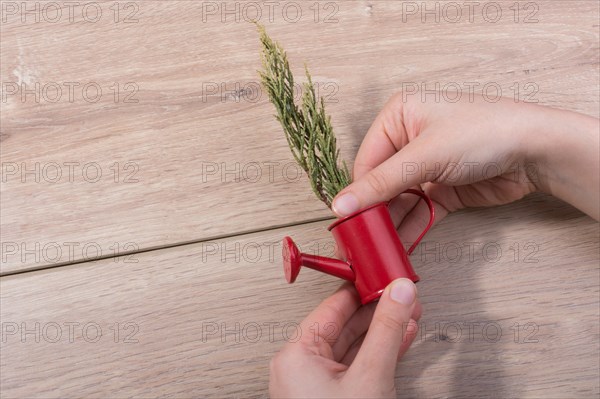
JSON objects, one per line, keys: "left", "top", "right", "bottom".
{"left": 348, "top": 279, "right": 417, "bottom": 382}
{"left": 332, "top": 137, "right": 435, "bottom": 217}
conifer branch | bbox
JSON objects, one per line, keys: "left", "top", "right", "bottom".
{"left": 257, "top": 24, "right": 351, "bottom": 208}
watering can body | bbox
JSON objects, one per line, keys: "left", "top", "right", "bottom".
{"left": 282, "top": 189, "right": 435, "bottom": 304}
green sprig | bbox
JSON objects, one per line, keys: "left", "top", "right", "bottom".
{"left": 257, "top": 24, "right": 351, "bottom": 208}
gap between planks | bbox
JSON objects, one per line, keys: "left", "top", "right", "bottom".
{"left": 0, "top": 215, "right": 335, "bottom": 278}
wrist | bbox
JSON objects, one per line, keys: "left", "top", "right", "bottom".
{"left": 523, "top": 104, "right": 599, "bottom": 217}
{"left": 520, "top": 104, "right": 563, "bottom": 195}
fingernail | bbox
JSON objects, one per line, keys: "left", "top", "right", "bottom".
{"left": 332, "top": 192, "right": 360, "bottom": 216}
{"left": 390, "top": 279, "right": 416, "bottom": 305}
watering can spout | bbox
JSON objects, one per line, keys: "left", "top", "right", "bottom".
{"left": 282, "top": 237, "right": 355, "bottom": 283}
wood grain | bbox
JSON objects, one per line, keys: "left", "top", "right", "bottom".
{"left": 1, "top": 195, "right": 598, "bottom": 398}
{"left": 2, "top": 0, "right": 599, "bottom": 273}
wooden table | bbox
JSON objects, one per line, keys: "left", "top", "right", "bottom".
{"left": 1, "top": 1, "right": 598, "bottom": 397}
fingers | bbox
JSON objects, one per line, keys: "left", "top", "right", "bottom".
{"left": 347, "top": 279, "right": 418, "bottom": 382}
{"left": 332, "top": 300, "right": 422, "bottom": 363}
{"left": 396, "top": 197, "right": 447, "bottom": 248}
{"left": 397, "top": 318, "right": 419, "bottom": 360}
{"left": 332, "top": 134, "right": 441, "bottom": 217}
{"left": 412, "top": 299, "right": 423, "bottom": 322}
{"left": 340, "top": 334, "right": 366, "bottom": 366}
{"left": 340, "top": 317, "right": 420, "bottom": 367}
{"left": 388, "top": 189, "right": 422, "bottom": 228}
{"left": 341, "top": 317, "right": 420, "bottom": 367}
{"left": 332, "top": 92, "right": 439, "bottom": 217}
{"left": 352, "top": 94, "right": 411, "bottom": 181}
{"left": 298, "top": 282, "right": 362, "bottom": 347}
{"left": 331, "top": 301, "right": 377, "bottom": 361}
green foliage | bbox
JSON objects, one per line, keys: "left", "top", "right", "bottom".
{"left": 257, "top": 24, "right": 351, "bottom": 208}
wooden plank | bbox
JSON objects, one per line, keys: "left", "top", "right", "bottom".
{"left": 1, "top": 194, "right": 598, "bottom": 398}
{"left": 1, "top": 1, "right": 599, "bottom": 273}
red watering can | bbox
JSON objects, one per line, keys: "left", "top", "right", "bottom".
{"left": 282, "top": 189, "right": 435, "bottom": 304}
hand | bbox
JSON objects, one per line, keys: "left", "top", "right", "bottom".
{"left": 332, "top": 93, "right": 599, "bottom": 239}
{"left": 269, "top": 279, "right": 421, "bottom": 398}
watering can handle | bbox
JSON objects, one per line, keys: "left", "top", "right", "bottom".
{"left": 397, "top": 189, "right": 435, "bottom": 255}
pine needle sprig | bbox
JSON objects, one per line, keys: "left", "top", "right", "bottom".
{"left": 257, "top": 24, "right": 351, "bottom": 208}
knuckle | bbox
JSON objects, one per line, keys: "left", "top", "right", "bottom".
{"left": 373, "top": 311, "right": 407, "bottom": 333}
{"left": 365, "top": 168, "right": 392, "bottom": 198}
{"left": 320, "top": 298, "right": 344, "bottom": 318}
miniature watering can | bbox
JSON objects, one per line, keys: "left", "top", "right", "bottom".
{"left": 282, "top": 189, "right": 435, "bottom": 304}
